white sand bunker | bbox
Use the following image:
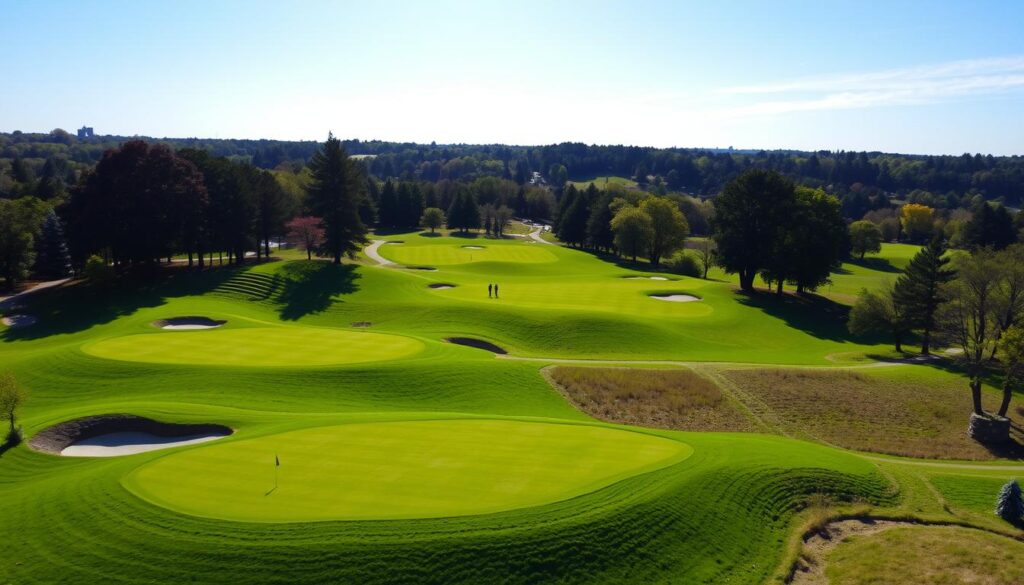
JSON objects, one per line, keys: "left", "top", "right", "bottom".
{"left": 29, "top": 414, "right": 233, "bottom": 458}
{"left": 61, "top": 431, "right": 227, "bottom": 457}
{"left": 429, "top": 283, "right": 456, "bottom": 289}
{"left": 650, "top": 293, "right": 701, "bottom": 302}
{"left": 153, "top": 316, "right": 226, "bottom": 330}
{"left": 626, "top": 276, "right": 669, "bottom": 281}
{"left": 462, "top": 245, "right": 485, "bottom": 250}
{"left": 2, "top": 314, "right": 37, "bottom": 327}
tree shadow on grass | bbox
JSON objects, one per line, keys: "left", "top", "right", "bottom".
{"left": 276, "top": 261, "right": 360, "bottom": 321}
{"left": 847, "top": 256, "right": 901, "bottom": 274}
{"left": 0, "top": 265, "right": 248, "bottom": 342}
{"left": 736, "top": 290, "right": 855, "bottom": 342}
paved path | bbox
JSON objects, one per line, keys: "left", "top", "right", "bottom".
{"left": 0, "top": 278, "right": 71, "bottom": 310}
{"left": 364, "top": 240, "right": 396, "bottom": 266}
{"left": 527, "top": 226, "right": 554, "bottom": 245}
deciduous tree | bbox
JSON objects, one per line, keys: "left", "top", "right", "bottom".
{"left": 849, "top": 220, "right": 883, "bottom": 259}
{"left": 420, "top": 207, "right": 445, "bottom": 233}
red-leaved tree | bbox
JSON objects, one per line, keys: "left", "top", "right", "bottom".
{"left": 286, "top": 216, "right": 324, "bottom": 260}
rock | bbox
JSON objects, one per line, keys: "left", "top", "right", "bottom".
{"left": 968, "top": 412, "right": 1011, "bottom": 443}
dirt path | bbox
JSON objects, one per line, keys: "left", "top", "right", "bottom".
{"left": 364, "top": 240, "right": 396, "bottom": 266}
{"left": 0, "top": 278, "right": 71, "bottom": 309}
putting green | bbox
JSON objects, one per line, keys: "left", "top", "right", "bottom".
{"left": 82, "top": 327, "right": 425, "bottom": 366}
{"left": 380, "top": 243, "right": 557, "bottom": 265}
{"left": 123, "top": 419, "right": 692, "bottom": 521}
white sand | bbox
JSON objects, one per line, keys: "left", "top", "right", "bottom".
{"left": 626, "top": 276, "right": 669, "bottom": 281}
{"left": 650, "top": 294, "right": 701, "bottom": 302}
{"left": 60, "top": 431, "right": 227, "bottom": 457}
{"left": 430, "top": 285, "right": 455, "bottom": 289}
{"left": 161, "top": 323, "right": 221, "bottom": 330}
{"left": 2, "top": 314, "right": 37, "bottom": 327}
{"left": 463, "top": 245, "right": 484, "bottom": 250}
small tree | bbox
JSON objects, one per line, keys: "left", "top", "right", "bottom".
{"left": 849, "top": 285, "right": 911, "bottom": 353}
{"left": 420, "top": 207, "right": 446, "bottom": 234}
{"left": 0, "top": 373, "right": 26, "bottom": 444}
{"left": 493, "top": 206, "right": 513, "bottom": 237}
{"left": 694, "top": 239, "right": 716, "bottom": 279}
{"left": 34, "top": 209, "right": 73, "bottom": 279}
{"left": 640, "top": 197, "right": 688, "bottom": 267}
{"left": 285, "top": 216, "right": 325, "bottom": 260}
{"left": 849, "top": 220, "right": 883, "bottom": 260}
{"left": 894, "top": 237, "right": 955, "bottom": 355}
{"left": 83, "top": 254, "right": 113, "bottom": 284}
{"left": 996, "top": 324, "right": 1024, "bottom": 417}
{"left": 995, "top": 479, "right": 1024, "bottom": 524}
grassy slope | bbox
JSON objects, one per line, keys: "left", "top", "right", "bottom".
{"left": 0, "top": 235, "right": 1019, "bottom": 584}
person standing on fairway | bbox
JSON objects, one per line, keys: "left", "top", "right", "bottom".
{"left": 494, "top": 283, "right": 499, "bottom": 298}
{"left": 488, "top": 283, "right": 492, "bottom": 298}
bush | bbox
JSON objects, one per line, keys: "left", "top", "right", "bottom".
{"left": 665, "top": 252, "right": 701, "bottom": 277}
{"left": 83, "top": 255, "right": 113, "bottom": 284}
{"left": 995, "top": 479, "right": 1024, "bottom": 524}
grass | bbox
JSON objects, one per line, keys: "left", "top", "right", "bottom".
{"left": 1, "top": 230, "right": 1021, "bottom": 583}
{"left": 124, "top": 418, "right": 692, "bottom": 522}
{"left": 567, "top": 175, "right": 639, "bottom": 190}
{"left": 826, "top": 525, "right": 1024, "bottom": 584}
{"left": 719, "top": 366, "right": 1024, "bottom": 460}
{"left": 547, "top": 366, "right": 756, "bottom": 432}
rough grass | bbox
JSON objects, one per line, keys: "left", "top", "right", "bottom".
{"left": 548, "top": 366, "right": 755, "bottom": 432}
{"left": 826, "top": 525, "right": 1024, "bottom": 584}
{"left": 720, "top": 367, "right": 1024, "bottom": 460}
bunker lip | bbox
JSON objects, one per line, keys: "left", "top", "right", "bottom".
{"left": 649, "top": 293, "right": 702, "bottom": 302}
{"left": 29, "top": 414, "right": 232, "bottom": 457}
{"left": 2, "top": 314, "right": 37, "bottom": 327}
{"left": 153, "top": 316, "right": 226, "bottom": 330}
{"left": 445, "top": 337, "right": 508, "bottom": 354}
{"left": 428, "top": 283, "right": 457, "bottom": 289}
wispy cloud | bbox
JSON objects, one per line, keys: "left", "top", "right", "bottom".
{"left": 713, "top": 56, "right": 1024, "bottom": 117}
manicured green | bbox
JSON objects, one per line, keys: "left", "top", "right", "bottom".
{"left": 125, "top": 419, "right": 691, "bottom": 521}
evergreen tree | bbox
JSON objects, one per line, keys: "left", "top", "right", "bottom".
{"left": 995, "top": 479, "right": 1024, "bottom": 524}
{"left": 555, "top": 184, "right": 579, "bottom": 233}
{"left": 559, "top": 193, "right": 591, "bottom": 247}
{"left": 378, "top": 180, "right": 398, "bottom": 228}
{"left": 34, "top": 209, "right": 72, "bottom": 279}
{"left": 447, "top": 191, "right": 480, "bottom": 232}
{"left": 893, "top": 236, "right": 955, "bottom": 355}
{"left": 306, "top": 134, "right": 367, "bottom": 264}
{"left": 962, "top": 202, "right": 1017, "bottom": 250}
{"left": 586, "top": 191, "right": 615, "bottom": 252}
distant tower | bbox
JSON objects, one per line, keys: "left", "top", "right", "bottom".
{"left": 77, "top": 126, "right": 94, "bottom": 139}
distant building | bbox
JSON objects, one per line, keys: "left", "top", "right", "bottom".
{"left": 77, "top": 126, "right": 94, "bottom": 138}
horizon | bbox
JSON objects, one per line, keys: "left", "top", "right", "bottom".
{"left": 3, "top": 1, "right": 1024, "bottom": 155}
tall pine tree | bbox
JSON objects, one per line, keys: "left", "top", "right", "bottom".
{"left": 34, "top": 209, "right": 72, "bottom": 279}
{"left": 893, "top": 236, "right": 955, "bottom": 355}
{"left": 306, "top": 134, "right": 367, "bottom": 263}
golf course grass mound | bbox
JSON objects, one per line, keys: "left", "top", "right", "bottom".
{"left": 82, "top": 327, "right": 425, "bottom": 366}
{"left": 445, "top": 336, "right": 507, "bottom": 354}
{"left": 124, "top": 419, "right": 692, "bottom": 521}
{"left": 153, "top": 316, "right": 226, "bottom": 329}
{"left": 29, "top": 414, "right": 231, "bottom": 456}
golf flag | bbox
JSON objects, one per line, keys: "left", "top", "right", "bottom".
{"left": 275, "top": 454, "right": 280, "bottom": 467}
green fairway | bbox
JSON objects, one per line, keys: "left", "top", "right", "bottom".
{"left": 380, "top": 242, "right": 558, "bottom": 265}
{"left": 125, "top": 419, "right": 692, "bottom": 521}
{"left": 81, "top": 326, "right": 425, "bottom": 366}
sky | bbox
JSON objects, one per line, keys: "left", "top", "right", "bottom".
{"left": 2, "top": 0, "right": 1023, "bottom": 155}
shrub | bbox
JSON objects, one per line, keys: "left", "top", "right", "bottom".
{"left": 995, "top": 479, "right": 1024, "bottom": 524}
{"left": 665, "top": 252, "right": 701, "bottom": 277}
{"left": 83, "top": 255, "right": 113, "bottom": 284}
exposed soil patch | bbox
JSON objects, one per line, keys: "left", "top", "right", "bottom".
{"left": 790, "top": 519, "right": 911, "bottom": 585}
{"left": 2, "top": 314, "right": 37, "bottom": 327}
{"left": 428, "top": 283, "right": 456, "bottom": 289}
{"left": 351, "top": 321, "right": 372, "bottom": 328}
{"left": 153, "top": 316, "right": 226, "bottom": 330}
{"left": 445, "top": 337, "right": 508, "bottom": 354}
{"left": 650, "top": 293, "right": 701, "bottom": 302}
{"left": 29, "top": 414, "right": 232, "bottom": 456}
{"left": 721, "top": 368, "right": 1024, "bottom": 460}
{"left": 547, "top": 366, "right": 755, "bottom": 432}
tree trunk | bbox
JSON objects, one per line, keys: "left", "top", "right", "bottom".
{"left": 776, "top": 280, "right": 783, "bottom": 296}
{"left": 894, "top": 336, "right": 902, "bottom": 353}
{"left": 306, "top": 248, "right": 312, "bottom": 260}
{"left": 265, "top": 239, "right": 270, "bottom": 258}
{"left": 187, "top": 252, "right": 193, "bottom": 267}
{"left": 739, "top": 271, "right": 755, "bottom": 291}
{"left": 921, "top": 328, "right": 931, "bottom": 356}
{"left": 970, "top": 378, "right": 984, "bottom": 415}
{"left": 998, "top": 376, "right": 1014, "bottom": 417}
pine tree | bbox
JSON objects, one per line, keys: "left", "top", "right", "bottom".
{"left": 586, "top": 192, "right": 615, "bottom": 252}
{"left": 378, "top": 180, "right": 398, "bottom": 228}
{"left": 893, "top": 236, "right": 955, "bottom": 355}
{"left": 34, "top": 209, "right": 72, "bottom": 279}
{"left": 306, "top": 134, "right": 367, "bottom": 264}
{"left": 995, "top": 479, "right": 1024, "bottom": 524}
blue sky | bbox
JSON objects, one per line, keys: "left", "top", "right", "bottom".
{"left": 2, "top": 0, "right": 1023, "bottom": 154}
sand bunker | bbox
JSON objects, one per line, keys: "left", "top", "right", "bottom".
{"left": 351, "top": 321, "right": 372, "bottom": 328}
{"left": 462, "top": 245, "right": 485, "bottom": 250}
{"left": 445, "top": 337, "right": 508, "bottom": 354}
{"left": 428, "top": 283, "right": 456, "bottom": 289}
{"left": 2, "top": 314, "right": 37, "bottom": 327}
{"left": 153, "top": 316, "right": 226, "bottom": 330}
{"left": 405, "top": 266, "right": 438, "bottom": 271}
{"left": 650, "top": 293, "right": 701, "bottom": 302}
{"left": 30, "top": 414, "right": 232, "bottom": 457}
{"left": 625, "top": 276, "right": 670, "bottom": 281}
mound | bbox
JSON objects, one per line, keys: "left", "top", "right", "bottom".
{"left": 650, "top": 293, "right": 701, "bottom": 302}
{"left": 428, "top": 283, "right": 456, "bottom": 289}
{"left": 153, "top": 316, "right": 226, "bottom": 330}
{"left": 445, "top": 337, "right": 507, "bottom": 354}
{"left": 29, "top": 414, "right": 231, "bottom": 457}
{"left": 124, "top": 419, "right": 691, "bottom": 521}
{"left": 2, "top": 314, "right": 37, "bottom": 327}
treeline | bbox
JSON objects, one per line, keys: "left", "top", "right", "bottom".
{"left": 4, "top": 130, "right": 1024, "bottom": 205}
